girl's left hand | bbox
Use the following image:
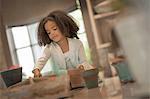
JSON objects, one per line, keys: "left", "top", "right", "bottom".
{"left": 78, "top": 65, "right": 85, "bottom": 71}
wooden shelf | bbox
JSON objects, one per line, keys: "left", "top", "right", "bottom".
{"left": 94, "top": 10, "right": 119, "bottom": 20}
{"left": 98, "top": 42, "right": 112, "bottom": 49}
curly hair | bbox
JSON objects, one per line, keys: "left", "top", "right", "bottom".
{"left": 37, "top": 10, "right": 79, "bottom": 46}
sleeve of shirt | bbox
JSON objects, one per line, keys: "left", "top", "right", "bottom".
{"left": 78, "top": 41, "right": 86, "bottom": 64}
{"left": 33, "top": 44, "right": 51, "bottom": 71}
{"left": 77, "top": 40, "right": 94, "bottom": 70}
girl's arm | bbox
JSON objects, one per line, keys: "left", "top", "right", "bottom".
{"left": 77, "top": 41, "right": 94, "bottom": 70}
{"left": 33, "top": 45, "right": 51, "bottom": 76}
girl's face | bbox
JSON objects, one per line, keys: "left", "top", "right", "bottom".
{"left": 44, "top": 20, "right": 65, "bottom": 43}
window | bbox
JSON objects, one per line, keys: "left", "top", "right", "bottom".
{"left": 9, "top": 9, "right": 91, "bottom": 78}
{"left": 69, "top": 9, "right": 92, "bottom": 63}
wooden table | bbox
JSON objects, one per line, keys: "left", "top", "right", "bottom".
{"left": 0, "top": 75, "right": 123, "bottom": 99}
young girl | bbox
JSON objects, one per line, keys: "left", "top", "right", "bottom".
{"left": 32, "top": 10, "right": 94, "bottom": 77}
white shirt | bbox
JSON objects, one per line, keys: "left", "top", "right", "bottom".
{"left": 34, "top": 38, "right": 93, "bottom": 71}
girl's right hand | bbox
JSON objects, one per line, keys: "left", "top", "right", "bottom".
{"left": 32, "top": 69, "right": 42, "bottom": 78}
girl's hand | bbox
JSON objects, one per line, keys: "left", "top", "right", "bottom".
{"left": 78, "top": 65, "right": 85, "bottom": 71}
{"left": 32, "top": 69, "right": 42, "bottom": 78}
